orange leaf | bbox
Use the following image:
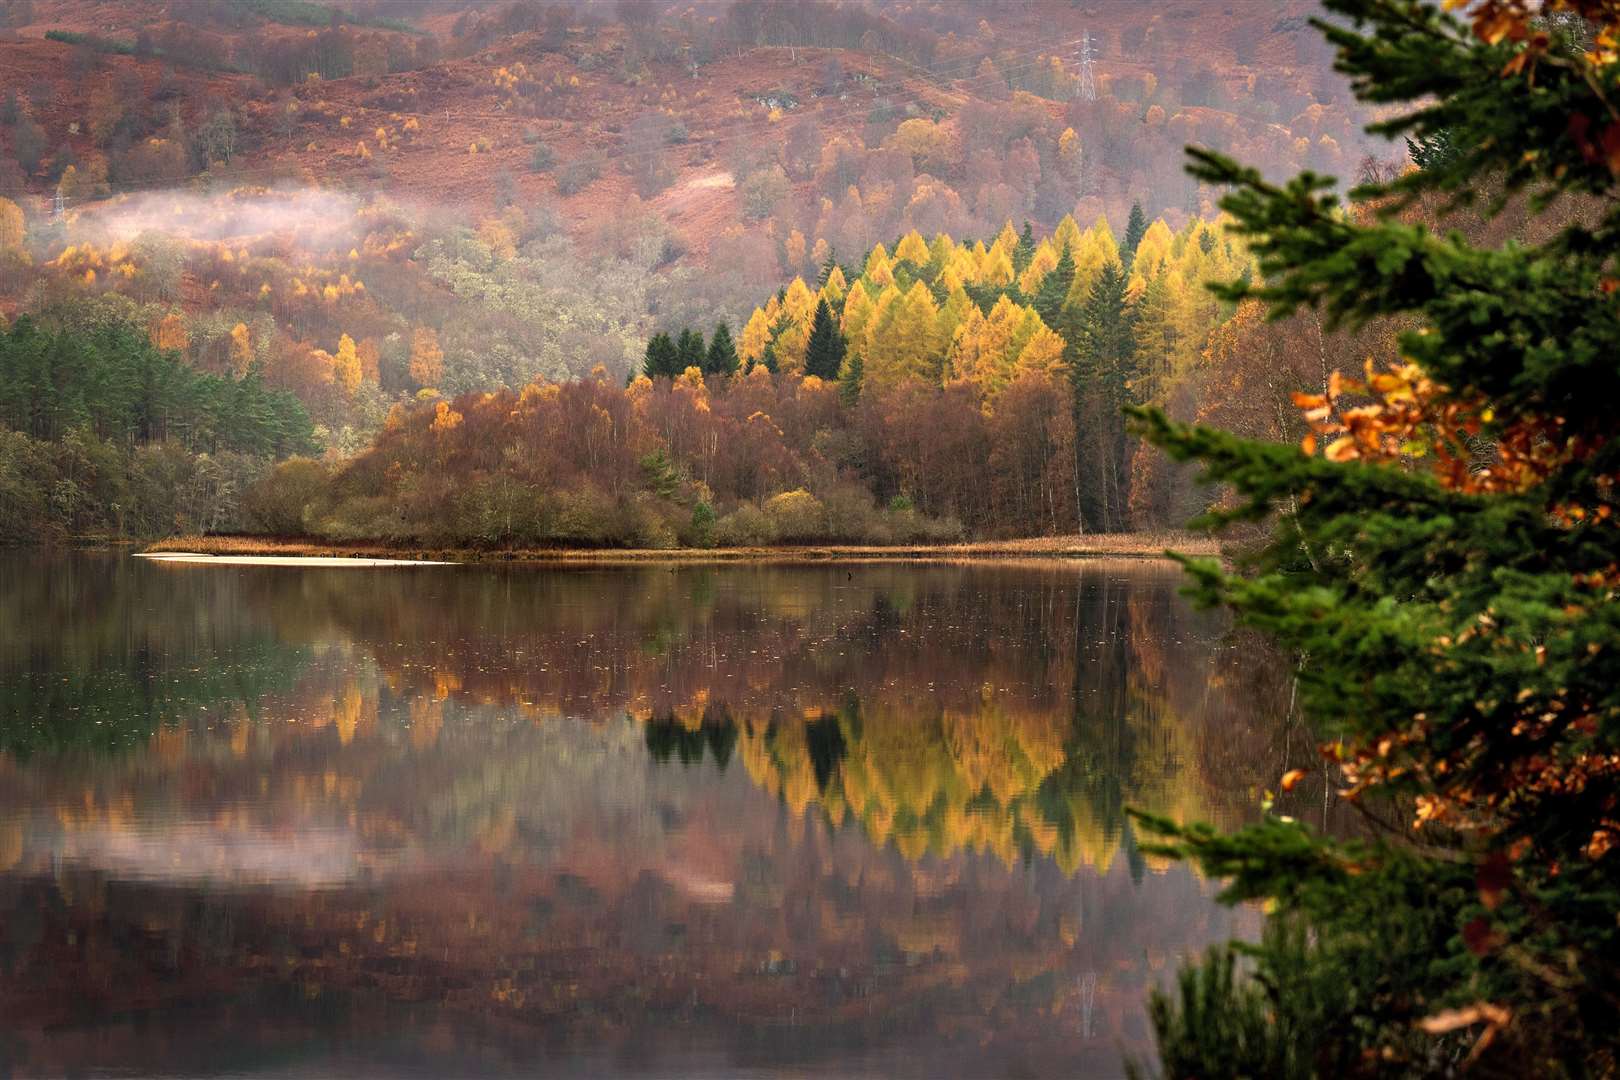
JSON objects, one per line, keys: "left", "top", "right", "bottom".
{"left": 1300, "top": 434, "right": 1317, "bottom": 456}
{"left": 1419, "top": 1002, "right": 1511, "bottom": 1035}
{"left": 1280, "top": 768, "right": 1307, "bottom": 793}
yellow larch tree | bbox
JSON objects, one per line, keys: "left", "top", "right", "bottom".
{"left": 738, "top": 305, "right": 775, "bottom": 368}
{"left": 893, "top": 229, "right": 930, "bottom": 266}
{"left": 152, "top": 312, "right": 189, "bottom": 354}
{"left": 333, "top": 333, "right": 363, "bottom": 397}
{"left": 1051, "top": 214, "right": 1084, "bottom": 256}
{"left": 1131, "top": 218, "right": 1176, "bottom": 279}
{"left": 819, "top": 264, "right": 847, "bottom": 306}
{"left": 0, "top": 197, "right": 25, "bottom": 258}
{"left": 840, "top": 280, "right": 877, "bottom": 359}
{"left": 772, "top": 277, "right": 819, "bottom": 373}
{"left": 409, "top": 326, "right": 444, "bottom": 387}
{"left": 862, "top": 242, "right": 895, "bottom": 288}
{"left": 1017, "top": 239, "right": 1059, "bottom": 295}
{"left": 229, "top": 322, "right": 254, "bottom": 377}
{"left": 864, "top": 281, "right": 938, "bottom": 389}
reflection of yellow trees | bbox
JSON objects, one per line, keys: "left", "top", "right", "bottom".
{"left": 718, "top": 675, "right": 1224, "bottom": 876}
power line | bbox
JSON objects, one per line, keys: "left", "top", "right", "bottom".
{"left": 1078, "top": 31, "right": 1097, "bottom": 103}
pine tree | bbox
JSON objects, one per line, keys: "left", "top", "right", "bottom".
{"left": 1014, "top": 221, "right": 1036, "bottom": 273}
{"left": 839, "top": 352, "right": 863, "bottom": 406}
{"left": 1131, "top": 2, "right": 1620, "bottom": 1073}
{"left": 642, "top": 331, "right": 680, "bottom": 379}
{"left": 675, "top": 327, "right": 706, "bottom": 373}
{"left": 1033, "top": 245, "right": 1077, "bottom": 340}
{"left": 803, "top": 298, "right": 848, "bottom": 381}
{"left": 1122, "top": 202, "right": 1148, "bottom": 267}
{"left": 704, "top": 322, "right": 739, "bottom": 377}
{"left": 1071, "top": 261, "right": 1136, "bottom": 532}
{"left": 817, "top": 246, "right": 840, "bottom": 286}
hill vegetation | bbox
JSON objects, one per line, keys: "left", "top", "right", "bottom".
{"left": 0, "top": 0, "right": 1381, "bottom": 490}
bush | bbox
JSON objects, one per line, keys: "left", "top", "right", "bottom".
{"left": 713, "top": 503, "right": 776, "bottom": 547}
{"left": 243, "top": 456, "right": 329, "bottom": 535}
{"left": 763, "top": 488, "right": 827, "bottom": 542}
{"left": 529, "top": 143, "right": 554, "bottom": 172}
{"left": 887, "top": 506, "right": 963, "bottom": 544}
{"left": 684, "top": 500, "right": 717, "bottom": 548}
{"left": 554, "top": 153, "right": 602, "bottom": 195}
{"left": 738, "top": 164, "right": 789, "bottom": 221}
{"left": 452, "top": 476, "right": 551, "bottom": 546}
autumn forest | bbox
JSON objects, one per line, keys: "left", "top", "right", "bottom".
{"left": 5, "top": 0, "right": 1620, "bottom": 1077}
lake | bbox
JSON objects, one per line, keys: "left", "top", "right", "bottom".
{"left": 0, "top": 551, "right": 1314, "bottom": 1078}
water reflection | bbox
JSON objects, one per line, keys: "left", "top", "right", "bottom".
{"left": 0, "top": 553, "right": 1320, "bottom": 1077}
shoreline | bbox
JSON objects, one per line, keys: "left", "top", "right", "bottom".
{"left": 140, "top": 533, "right": 1221, "bottom": 565}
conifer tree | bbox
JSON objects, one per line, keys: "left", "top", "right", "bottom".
{"left": 1071, "top": 261, "right": 1136, "bottom": 532}
{"left": 703, "top": 322, "right": 739, "bottom": 377}
{"left": 817, "top": 246, "right": 840, "bottom": 286}
{"left": 1122, "top": 202, "right": 1148, "bottom": 267}
{"left": 839, "top": 352, "right": 864, "bottom": 406}
{"left": 1131, "top": 2, "right": 1620, "bottom": 1073}
{"left": 803, "top": 298, "right": 847, "bottom": 381}
{"left": 641, "top": 331, "right": 680, "bottom": 379}
{"left": 675, "top": 327, "right": 706, "bottom": 373}
{"left": 1014, "top": 221, "right": 1036, "bottom": 273}
{"left": 1033, "top": 245, "right": 1078, "bottom": 340}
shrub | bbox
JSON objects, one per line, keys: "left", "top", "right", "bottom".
{"left": 244, "top": 456, "right": 329, "bottom": 535}
{"left": 452, "top": 476, "right": 551, "bottom": 546}
{"left": 554, "top": 153, "right": 602, "bottom": 195}
{"left": 738, "top": 164, "right": 789, "bottom": 221}
{"left": 684, "top": 500, "right": 717, "bottom": 548}
{"left": 713, "top": 502, "right": 775, "bottom": 547}
{"left": 529, "top": 143, "right": 554, "bottom": 172}
{"left": 763, "top": 488, "right": 827, "bottom": 542}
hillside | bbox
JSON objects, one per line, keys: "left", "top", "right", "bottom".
{"left": 0, "top": 0, "right": 1386, "bottom": 453}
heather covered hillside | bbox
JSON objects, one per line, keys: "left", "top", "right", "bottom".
{"left": 0, "top": 0, "right": 1388, "bottom": 541}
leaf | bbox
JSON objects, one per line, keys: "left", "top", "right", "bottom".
{"left": 1477, "top": 851, "right": 1511, "bottom": 911}
{"left": 1300, "top": 434, "right": 1317, "bottom": 456}
{"left": 1280, "top": 768, "right": 1307, "bottom": 792}
{"left": 1418, "top": 1001, "right": 1511, "bottom": 1035}
{"left": 1461, "top": 916, "right": 1503, "bottom": 956}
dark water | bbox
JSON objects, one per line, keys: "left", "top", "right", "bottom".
{"left": 0, "top": 551, "right": 1313, "bottom": 1078}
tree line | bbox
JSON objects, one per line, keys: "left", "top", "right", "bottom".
{"left": 0, "top": 317, "right": 313, "bottom": 541}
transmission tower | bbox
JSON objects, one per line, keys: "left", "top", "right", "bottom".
{"left": 1078, "top": 30, "right": 1097, "bottom": 102}
{"left": 52, "top": 189, "right": 65, "bottom": 222}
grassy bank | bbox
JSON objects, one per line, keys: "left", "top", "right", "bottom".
{"left": 143, "top": 533, "right": 1221, "bottom": 564}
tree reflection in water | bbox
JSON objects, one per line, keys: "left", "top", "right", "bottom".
{"left": 0, "top": 553, "right": 1338, "bottom": 1078}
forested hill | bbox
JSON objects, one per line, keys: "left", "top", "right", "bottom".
{"left": 0, "top": 0, "right": 1386, "bottom": 544}
{"left": 0, "top": 0, "right": 1376, "bottom": 452}
{"left": 223, "top": 209, "right": 1269, "bottom": 549}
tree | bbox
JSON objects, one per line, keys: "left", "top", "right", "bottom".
{"left": 675, "top": 327, "right": 706, "bottom": 372}
{"left": 704, "top": 322, "right": 739, "bottom": 377}
{"left": 229, "top": 322, "right": 253, "bottom": 378}
{"left": 1032, "top": 245, "right": 1077, "bottom": 338}
{"left": 1071, "top": 261, "right": 1136, "bottom": 532}
{"left": 864, "top": 281, "right": 939, "bottom": 390}
{"left": 642, "top": 331, "right": 681, "bottom": 379}
{"left": 408, "top": 326, "right": 443, "bottom": 388}
{"left": 1132, "top": 1, "right": 1620, "bottom": 1073}
{"left": 1121, "top": 201, "right": 1148, "bottom": 267}
{"left": 333, "top": 333, "right": 362, "bottom": 397}
{"left": 0, "top": 196, "right": 24, "bottom": 257}
{"left": 803, "top": 299, "right": 847, "bottom": 381}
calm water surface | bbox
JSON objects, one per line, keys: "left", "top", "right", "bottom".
{"left": 0, "top": 551, "right": 1310, "bottom": 1078}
